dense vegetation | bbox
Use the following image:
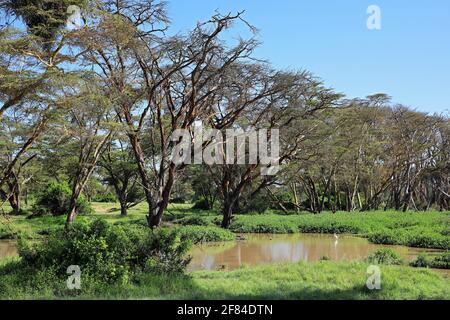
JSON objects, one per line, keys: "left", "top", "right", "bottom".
{"left": 1, "top": 259, "right": 448, "bottom": 300}
{"left": 0, "top": 0, "right": 448, "bottom": 230}
{"left": 1, "top": 203, "right": 449, "bottom": 250}
{"left": 0, "top": 0, "right": 449, "bottom": 300}
{"left": 0, "top": 204, "right": 449, "bottom": 300}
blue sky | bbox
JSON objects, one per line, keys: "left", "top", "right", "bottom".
{"left": 167, "top": 0, "right": 450, "bottom": 114}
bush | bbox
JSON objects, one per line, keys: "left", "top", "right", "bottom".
{"left": 410, "top": 253, "right": 450, "bottom": 269}
{"left": 192, "top": 199, "right": 213, "bottom": 211}
{"left": 241, "top": 192, "right": 270, "bottom": 214}
{"left": 141, "top": 228, "right": 192, "bottom": 274}
{"left": 176, "top": 226, "right": 235, "bottom": 243}
{"left": 410, "top": 254, "right": 429, "bottom": 268}
{"left": 368, "top": 229, "right": 450, "bottom": 250}
{"left": 17, "top": 219, "right": 192, "bottom": 285}
{"left": 367, "top": 248, "right": 404, "bottom": 265}
{"left": 431, "top": 253, "right": 450, "bottom": 269}
{"left": 32, "top": 181, "right": 92, "bottom": 216}
{"left": 176, "top": 216, "right": 210, "bottom": 226}
{"left": 92, "top": 192, "right": 117, "bottom": 203}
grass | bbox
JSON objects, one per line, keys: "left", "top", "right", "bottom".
{"left": 160, "top": 207, "right": 450, "bottom": 250}
{"left": 410, "top": 252, "right": 450, "bottom": 269}
{"left": 228, "top": 211, "right": 450, "bottom": 249}
{"left": 0, "top": 260, "right": 448, "bottom": 299}
{"left": 1, "top": 203, "right": 449, "bottom": 249}
{"left": 1, "top": 204, "right": 448, "bottom": 300}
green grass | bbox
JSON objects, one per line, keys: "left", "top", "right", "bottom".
{"left": 176, "top": 225, "right": 235, "bottom": 242}
{"left": 228, "top": 211, "right": 450, "bottom": 249}
{"left": 410, "top": 252, "right": 450, "bottom": 269}
{"left": 1, "top": 204, "right": 449, "bottom": 300}
{"left": 163, "top": 208, "right": 449, "bottom": 249}
{"left": 0, "top": 260, "right": 448, "bottom": 299}
{"left": 1, "top": 203, "right": 449, "bottom": 249}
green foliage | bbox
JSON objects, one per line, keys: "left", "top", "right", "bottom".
{"left": 431, "top": 253, "right": 450, "bottom": 269}
{"left": 92, "top": 191, "right": 117, "bottom": 203}
{"left": 410, "top": 253, "right": 450, "bottom": 269}
{"left": 367, "top": 248, "right": 404, "bottom": 265}
{"left": 176, "top": 226, "right": 236, "bottom": 243}
{"left": 2, "top": 0, "right": 88, "bottom": 43}
{"left": 16, "top": 219, "right": 192, "bottom": 287}
{"left": 1, "top": 261, "right": 448, "bottom": 299}
{"left": 228, "top": 211, "right": 450, "bottom": 250}
{"left": 142, "top": 228, "right": 192, "bottom": 274}
{"left": 176, "top": 215, "right": 211, "bottom": 226}
{"left": 410, "top": 254, "right": 429, "bottom": 268}
{"left": 368, "top": 229, "right": 450, "bottom": 250}
{"left": 32, "top": 181, "right": 93, "bottom": 216}
{"left": 241, "top": 192, "right": 270, "bottom": 214}
{"left": 192, "top": 199, "right": 213, "bottom": 211}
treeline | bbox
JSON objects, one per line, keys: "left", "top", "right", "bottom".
{"left": 0, "top": 0, "right": 449, "bottom": 230}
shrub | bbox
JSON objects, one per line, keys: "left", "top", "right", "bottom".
{"left": 241, "top": 192, "right": 270, "bottom": 214}
{"left": 176, "top": 216, "right": 210, "bottom": 226}
{"left": 32, "top": 181, "right": 92, "bottom": 216}
{"left": 410, "top": 254, "right": 430, "bottom": 268}
{"left": 140, "top": 228, "right": 192, "bottom": 274}
{"left": 410, "top": 253, "right": 450, "bottom": 269}
{"left": 76, "top": 196, "right": 94, "bottom": 215}
{"left": 192, "top": 199, "right": 213, "bottom": 210}
{"left": 92, "top": 192, "right": 117, "bottom": 203}
{"left": 17, "top": 219, "right": 192, "bottom": 285}
{"left": 176, "top": 226, "right": 235, "bottom": 243}
{"left": 367, "top": 248, "right": 404, "bottom": 265}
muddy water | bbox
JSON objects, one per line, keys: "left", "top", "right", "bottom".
{"left": 0, "top": 240, "right": 17, "bottom": 261}
{"left": 1, "top": 234, "right": 446, "bottom": 273}
{"left": 188, "top": 233, "right": 444, "bottom": 271}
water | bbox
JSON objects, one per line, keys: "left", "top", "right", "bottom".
{"left": 1, "top": 234, "right": 446, "bottom": 273}
{"left": 0, "top": 240, "right": 17, "bottom": 261}
{"left": 188, "top": 233, "right": 445, "bottom": 271}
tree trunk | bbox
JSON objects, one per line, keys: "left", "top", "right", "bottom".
{"left": 6, "top": 179, "right": 21, "bottom": 214}
{"left": 119, "top": 197, "right": 128, "bottom": 216}
{"left": 8, "top": 192, "right": 20, "bottom": 214}
{"left": 128, "top": 132, "right": 155, "bottom": 225}
{"left": 66, "top": 194, "right": 79, "bottom": 226}
{"left": 66, "top": 205, "right": 77, "bottom": 226}
{"left": 221, "top": 199, "right": 234, "bottom": 229}
{"left": 147, "top": 164, "right": 176, "bottom": 228}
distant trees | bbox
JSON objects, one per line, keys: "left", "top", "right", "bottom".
{"left": 280, "top": 97, "right": 450, "bottom": 213}
{"left": 206, "top": 69, "right": 341, "bottom": 227}
{"left": 99, "top": 138, "right": 142, "bottom": 216}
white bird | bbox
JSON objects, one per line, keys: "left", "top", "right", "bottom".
{"left": 333, "top": 233, "right": 339, "bottom": 240}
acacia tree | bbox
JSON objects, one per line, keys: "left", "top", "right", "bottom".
{"left": 76, "top": 0, "right": 260, "bottom": 227}
{"left": 59, "top": 80, "right": 114, "bottom": 225}
{"left": 99, "top": 137, "right": 142, "bottom": 216}
{"left": 0, "top": 0, "right": 88, "bottom": 212}
{"left": 205, "top": 69, "right": 341, "bottom": 227}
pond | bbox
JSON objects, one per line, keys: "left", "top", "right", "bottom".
{"left": 0, "top": 240, "right": 17, "bottom": 261}
{"left": 188, "top": 233, "right": 445, "bottom": 271}
{"left": 1, "top": 234, "right": 446, "bottom": 273}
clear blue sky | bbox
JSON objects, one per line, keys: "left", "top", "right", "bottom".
{"left": 167, "top": 0, "right": 450, "bottom": 114}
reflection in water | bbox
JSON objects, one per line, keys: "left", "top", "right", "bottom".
{"left": 188, "top": 233, "right": 444, "bottom": 271}
{"left": 0, "top": 235, "right": 447, "bottom": 275}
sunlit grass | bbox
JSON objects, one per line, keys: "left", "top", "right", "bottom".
{"left": 2, "top": 202, "right": 449, "bottom": 249}
{"left": 1, "top": 261, "right": 448, "bottom": 299}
